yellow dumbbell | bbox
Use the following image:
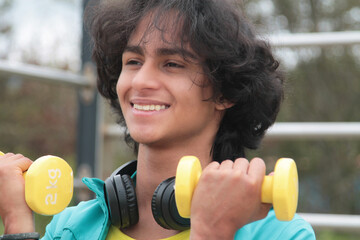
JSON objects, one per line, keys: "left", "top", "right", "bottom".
{"left": 174, "top": 156, "right": 298, "bottom": 221}
{"left": 0, "top": 151, "right": 73, "bottom": 215}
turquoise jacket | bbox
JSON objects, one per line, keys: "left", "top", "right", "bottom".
{"left": 41, "top": 177, "right": 315, "bottom": 240}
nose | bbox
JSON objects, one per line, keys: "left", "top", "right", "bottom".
{"left": 131, "top": 61, "right": 161, "bottom": 91}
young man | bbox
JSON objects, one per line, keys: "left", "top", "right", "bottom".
{"left": 0, "top": 0, "right": 315, "bottom": 239}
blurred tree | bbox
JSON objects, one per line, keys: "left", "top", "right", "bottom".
{"left": 0, "top": 79, "right": 77, "bottom": 159}
{"left": 0, "top": 0, "right": 78, "bottom": 160}
{"left": 0, "top": 0, "right": 12, "bottom": 59}
{"left": 244, "top": 0, "right": 360, "bottom": 215}
{"left": 0, "top": 0, "right": 79, "bottom": 235}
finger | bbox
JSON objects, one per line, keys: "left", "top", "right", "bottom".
{"left": 8, "top": 153, "right": 25, "bottom": 161}
{"left": 248, "top": 158, "right": 266, "bottom": 178}
{"left": 14, "top": 157, "right": 33, "bottom": 172}
{"left": 262, "top": 203, "right": 272, "bottom": 213}
{"left": 0, "top": 153, "right": 33, "bottom": 172}
{"left": 219, "top": 159, "right": 234, "bottom": 170}
{"left": 206, "top": 161, "right": 220, "bottom": 170}
{"left": 1, "top": 153, "right": 24, "bottom": 161}
{"left": 252, "top": 203, "right": 272, "bottom": 222}
{"left": 233, "top": 158, "right": 249, "bottom": 171}
{"left": 0, "top": 152, "right": 15, "bottom": 159}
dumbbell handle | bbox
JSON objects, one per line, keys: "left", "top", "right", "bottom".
{"left": 175, "top": 156, "right": 298, "bottom": 221}
{"left": 0, "top": 151, "right": 73, "bottom": 216}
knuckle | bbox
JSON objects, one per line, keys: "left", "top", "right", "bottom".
{"left": 208, "top": 161, "right": 220, "bottom": 169}
{"left": 1, "top": 153, "right": 13, "bottom": 158}
{"left": 201, "top": 167, "right": 217, "bottom": 180}
{"left": 232, "top": 170, "right": 243, "bottom": 182}
{"left": 235, "top": 157, "right": 248, "bottom": 163}
{"left": 220, "top": 159, "right": 234, "bottom": 168}
{"left": 251, "top": 157, "right": 265, "bottom": 166}
{"left": 222, "top": 159, "right": 233, "bottom": 164}
{"left": 243, "top": 178, "right": 259, "bottom": 195}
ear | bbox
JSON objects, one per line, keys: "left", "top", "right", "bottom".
{"left": 215, "top": 96, "right": 234, "bottom": 111}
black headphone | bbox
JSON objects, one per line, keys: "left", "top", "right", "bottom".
{"left": 104, "top": 160, "right": 190, "bottom": 230}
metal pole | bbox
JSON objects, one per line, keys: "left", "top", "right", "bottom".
{"left": 266, "top": 122, "right": 360, "bottom": 139}
{"left": 75, "top": 0, "right": 101, "bottom": 197}
{"left": 0, "top": 60, "right": 91, "bottom": 88}
{"left": 268, "top": 31, "right": 360, "bottom": 48}
{"left": 103, "top": 122, "right": 360, "bottom": 140}
{"left": 299, "top": 213, "right": 360, "bottom": 232}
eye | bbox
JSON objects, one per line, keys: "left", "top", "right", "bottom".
{"left": 126, "top": 59, "right": 142, "bottom": 66}
{"left": 165, "top": 61, "right": 184, "bottom": 68}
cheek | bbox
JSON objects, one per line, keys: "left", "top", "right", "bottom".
{"left": 181, "top": 88, "right": 216, "bottom": 116}
{"left": 115, "top": 80, "right": 129, "bottom": 114}
{"left": 116, "top": 75, "right": 127, "bottom": 101}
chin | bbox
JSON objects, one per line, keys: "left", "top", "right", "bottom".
{"left": 130, "top": 132, "right": 159, "bottom": 145}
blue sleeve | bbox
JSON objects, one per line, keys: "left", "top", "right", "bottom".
{"left": 275, "top": 218, "right": 315, "bottom": 240}
{"left": 40, "top": 199, "right": 110, "bottom": 240}
{"left": 40, "top": 178, "right": 110, "bottom": 240}
{"left": 40, "top": 207, "right": 77, "bottom": 240}
{"left": 41, "top": 222, "right": 55, "bottom": 240}
{"left": 234, "top": 210, "right": 315, "bottom": 240}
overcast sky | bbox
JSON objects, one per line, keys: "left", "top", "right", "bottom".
{"left": 2, "top": 0, "right": 358, "bottom": 72}
{"left": 1, "top": 0, "right": 82, "bottom": 72}
{"left": 0, "top": 0, "right": 301, "bottom": 71}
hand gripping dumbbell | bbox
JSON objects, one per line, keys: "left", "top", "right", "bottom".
{"left": 0, "top": 151, "right": 73, "bottom": 215}
{"left": 174, "top": 156, "right": 298, "bottom": 221}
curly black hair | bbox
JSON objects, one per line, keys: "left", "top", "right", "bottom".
{"left": 85, "top": 0, "right": 284, "bottom": 163}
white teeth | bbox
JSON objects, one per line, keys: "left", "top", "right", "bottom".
{"left": 133, "top": 104, "right": 167, "bottom": 111}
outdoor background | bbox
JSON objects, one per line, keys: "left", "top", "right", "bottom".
{"left": 0, "top": 0, "right": 359, "bottom": 239}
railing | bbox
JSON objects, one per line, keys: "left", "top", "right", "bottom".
{"left": 0, "top": 60, "right": 91, "bottom": 88}
{"left": 103, "top": 122, "right": 360, "bottom": 140}
{"left": 267, "top": 122, "right": 360, "bottom": 139}
{"left": 2, "top": 31, "right": 360, "bottom": 85}
{"left": 268, "top": 31, "right": 360, "bottom": 47}
{"left": 299, "top": 213, "right": 360, "bottom": 232}
{"left": 1, "top": 31, "right": 360, "bottom": 232}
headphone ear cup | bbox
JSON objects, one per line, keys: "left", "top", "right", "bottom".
{"left": 104, "top": 176, "right": 121, "bottom": 228}
{"left": 121, "top": 175, "right": 139, "bottom": 226}
{"left": 152, "top": 177, "right": 190, "bottom": 230}
{"left": 104, "top": 174, "right": 139, "bottom": 229}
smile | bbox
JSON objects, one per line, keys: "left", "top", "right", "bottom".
{"left": 133, "top": 104, "right": 169, "bottom": 111}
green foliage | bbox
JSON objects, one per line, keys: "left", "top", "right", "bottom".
{"left": 0, "top": 79, "right": 77, "bottom": 159}
{"left": 243, "top": 0, "right": 360, "bottom": 217}
{"left": 316, "top": 230, "right": 360, "bottom": 240}
{"left": 0, "top": 78, "right": 78, "bottom": 236}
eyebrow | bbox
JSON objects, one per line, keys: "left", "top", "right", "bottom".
{"left": 156, "top": 47, "right": 198, "bottom": 60}
{"left": 123, "top": 45, "right": 144, "bottom": 55}
{"left": 123, "top": 45, "right": 198, "bottom": 61}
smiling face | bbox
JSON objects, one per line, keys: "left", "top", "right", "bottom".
{"left": 116, "top": 14, "right": 227, "bottom": 150}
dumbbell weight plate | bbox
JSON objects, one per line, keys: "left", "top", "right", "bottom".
{"left": 0, "top": 152, "right": 73, "bottom": 215}
{"left": 174, "top": 156, "right": 202, "bottom": 218}
{"left": 272, "top": 158, "right": 298, "bottom": 221}
{"left": 25, "top": 155, "right": 73, "bottom": 215}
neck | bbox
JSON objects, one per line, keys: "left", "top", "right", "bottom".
{"left": 122, "top": 139, "right": 213, "bottom": 239}
{"left": 136, "top": 138, "right": 214, "bottom": 196}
